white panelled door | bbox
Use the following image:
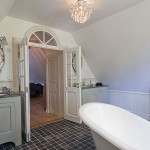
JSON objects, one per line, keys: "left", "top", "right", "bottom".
{"left": 19, "top": 38, "right": 30, "bottom": 142}
{"left": 63, "top": 47, "right": 82, "bottom": 124}
{"left": 46, "top": 54, "right": 59, "bottom": 116}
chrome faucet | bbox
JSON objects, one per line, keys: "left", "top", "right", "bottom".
{"left": 90, "top": 80, "right": 92, "bottom": 87}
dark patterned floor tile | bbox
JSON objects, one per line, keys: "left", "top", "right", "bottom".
{"left": 0, "top": 120, "right": 96, "bottom": 150}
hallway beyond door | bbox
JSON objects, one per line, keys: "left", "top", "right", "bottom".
{"left": 30, "top": 97, "right": 63, "bottom": 128}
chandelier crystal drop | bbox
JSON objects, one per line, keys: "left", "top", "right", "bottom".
{"left": 70, "top": 0, "right": 92, "bottom": 24}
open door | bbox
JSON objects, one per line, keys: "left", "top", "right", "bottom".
{"left": 63, "top": 47, "right": 82, "bottom": 124}
{"left": 46, "top": 54, "right": 59, "bottom": 116}
{"left": 19, "top": 38, "right": 30, "bottom": 142}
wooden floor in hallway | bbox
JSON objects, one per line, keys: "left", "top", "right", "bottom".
{"left": 30, "top": 96, "right": 63, "bottom": 128}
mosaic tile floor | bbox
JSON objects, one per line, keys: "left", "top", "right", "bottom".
{"left": 0, "top": 120, "right": 96, "bottom": 150}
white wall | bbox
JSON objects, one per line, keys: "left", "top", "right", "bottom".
{"left": 81, "top": 55, "right": 94, "bottom": 79}
{"left": 73, "top": 0, "right": 150, "bottom": 93}
{"left": 0, "top": 16, "right": 77, "bottom": 47}
{"left": 0, "top": 16, "right": 94, "bottom": 88}
{"left": 73, "top": 0, "right": 150, "bottom": 120}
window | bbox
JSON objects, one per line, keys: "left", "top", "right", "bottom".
{"left": 29, "top": 31, "right": 57, "bottom": 47}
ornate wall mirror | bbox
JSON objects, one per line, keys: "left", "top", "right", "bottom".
{"left": 0, "top": 47, "right": 5, "bottom": 72}
{"left": 0, "top": 37, "right": 8, "bottom": 72}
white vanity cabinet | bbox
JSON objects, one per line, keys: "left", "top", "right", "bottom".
{"left": 0, "top": 96, "right": 22, "bottom": 146}
{"left": 82, "top": 86, "right": 108, "bottom": 104}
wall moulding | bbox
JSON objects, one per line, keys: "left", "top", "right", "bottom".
{"left": 109, "top": 90, "right": 150, "bottom": 120}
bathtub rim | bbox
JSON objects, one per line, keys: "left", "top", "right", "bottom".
{"left": 79, "top": 102, "right": 149, "bottom": 150}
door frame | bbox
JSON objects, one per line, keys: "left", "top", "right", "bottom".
{"left": 20, "top": 26, "right": 84, "bottom": 142}
{"left": 21, "top": 26, "right": 65, "bottom": 137}
{"left": 19, "top": 38, "right": 31, "bottom": 142}
{"left": 29, "top": 46, "right": 64, "bottom": 119}
{"left": 24, "top": 25, "right": 66, "bottom": 119}
{"left": 19, "top": 38, "right": 64, "bottom": 142}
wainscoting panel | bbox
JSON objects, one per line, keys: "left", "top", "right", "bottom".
{"left": 109, "top": 90, "right": 150, "bottom": 120}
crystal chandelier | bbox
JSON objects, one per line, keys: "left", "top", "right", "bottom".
{"left": 70, "top": 0, "right": 92, "bottom": 24}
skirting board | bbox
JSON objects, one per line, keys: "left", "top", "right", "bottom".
{"left": 109, "top": 90, "right": 150, "bottom": 120}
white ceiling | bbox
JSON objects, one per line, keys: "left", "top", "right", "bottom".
{"left": 0, "top": 0, "right": 16, "bottom": 21}
{"left": 2, "top": 0, "right": 146, "bottom": 32}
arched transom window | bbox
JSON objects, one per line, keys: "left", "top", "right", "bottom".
{"left": 29, "top": 31, "right": 57, "bottom": 47}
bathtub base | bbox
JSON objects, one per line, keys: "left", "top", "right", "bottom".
{"left": 91, "top": 130, "right": 120, "bottom": 150}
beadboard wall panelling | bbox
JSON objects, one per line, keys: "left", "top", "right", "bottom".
{"left": 109, "top": 90, "right": 150, "bottom": 120}
{"left": 133, "top": 93, "right": 150, "bottom": 120}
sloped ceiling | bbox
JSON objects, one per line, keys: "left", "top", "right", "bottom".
{"left": 29, "top": 47, "right": 57, "bottom": 84}
{"left": 7, "top": 0, "right": 146, "bottom": 32}
{"left": 29, "top": 47, "right": 46, "bottom": 84}
{"left": 0, "top": 0, "right": 148, "bottom": 92}
{"left": 0, "top": 0, "right": 16, "bottom": 21}
{"left": 73, "top": 0, "right": 150, "bottom": 93}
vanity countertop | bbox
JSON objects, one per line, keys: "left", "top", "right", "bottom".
{"left": 81, "top": 85, "right": 108, "bottom": 89}
{"left": 0, "top": 93, "right": 20, "bottom": 98}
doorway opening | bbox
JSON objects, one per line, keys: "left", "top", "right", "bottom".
{"left": 19, "top": 26, "right": 66, "bottom": 141}
{"left": 29, "top": 46, "right": 63, "bottom": 128}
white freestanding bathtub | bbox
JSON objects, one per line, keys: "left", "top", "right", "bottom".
{"left": 79, "top": 103, "right": 150, "bottom": 150}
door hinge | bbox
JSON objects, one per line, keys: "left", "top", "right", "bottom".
{"left": 18, "top": 44, "right": 20, "bottom": 50}
{"left": 18, "top": 51, "right": 20, "bottom": 58}
{"left": 18, "top": 44, "right": 20, "bottom": 58}
{"left": 25, "top": 87, "right": 28, "bottom": 93}
{"left": 26, "top": 133, "right": 31, "bottom": 142}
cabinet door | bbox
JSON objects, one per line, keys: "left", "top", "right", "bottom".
{"left": 0, "top": 102, "right": 15, "bottom": 145}
{"left": 82, "top": 88, "right": 108, "bottom": 104}
{"left": 95, "top": 91, "right": 107, "bottom": 103}
{"left": 83, "top": 92, "right": 97, "bottom": 104}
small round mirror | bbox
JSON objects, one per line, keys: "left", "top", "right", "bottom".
{"left": 72, "top": 53, "right": 83, "bottom": 74}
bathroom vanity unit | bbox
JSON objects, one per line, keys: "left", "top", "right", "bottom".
{"left": 82, "top": 86, "right": 108, "bottom": 104}
{"left": 0, "top": 95, "right": 22, "bottom": 146}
